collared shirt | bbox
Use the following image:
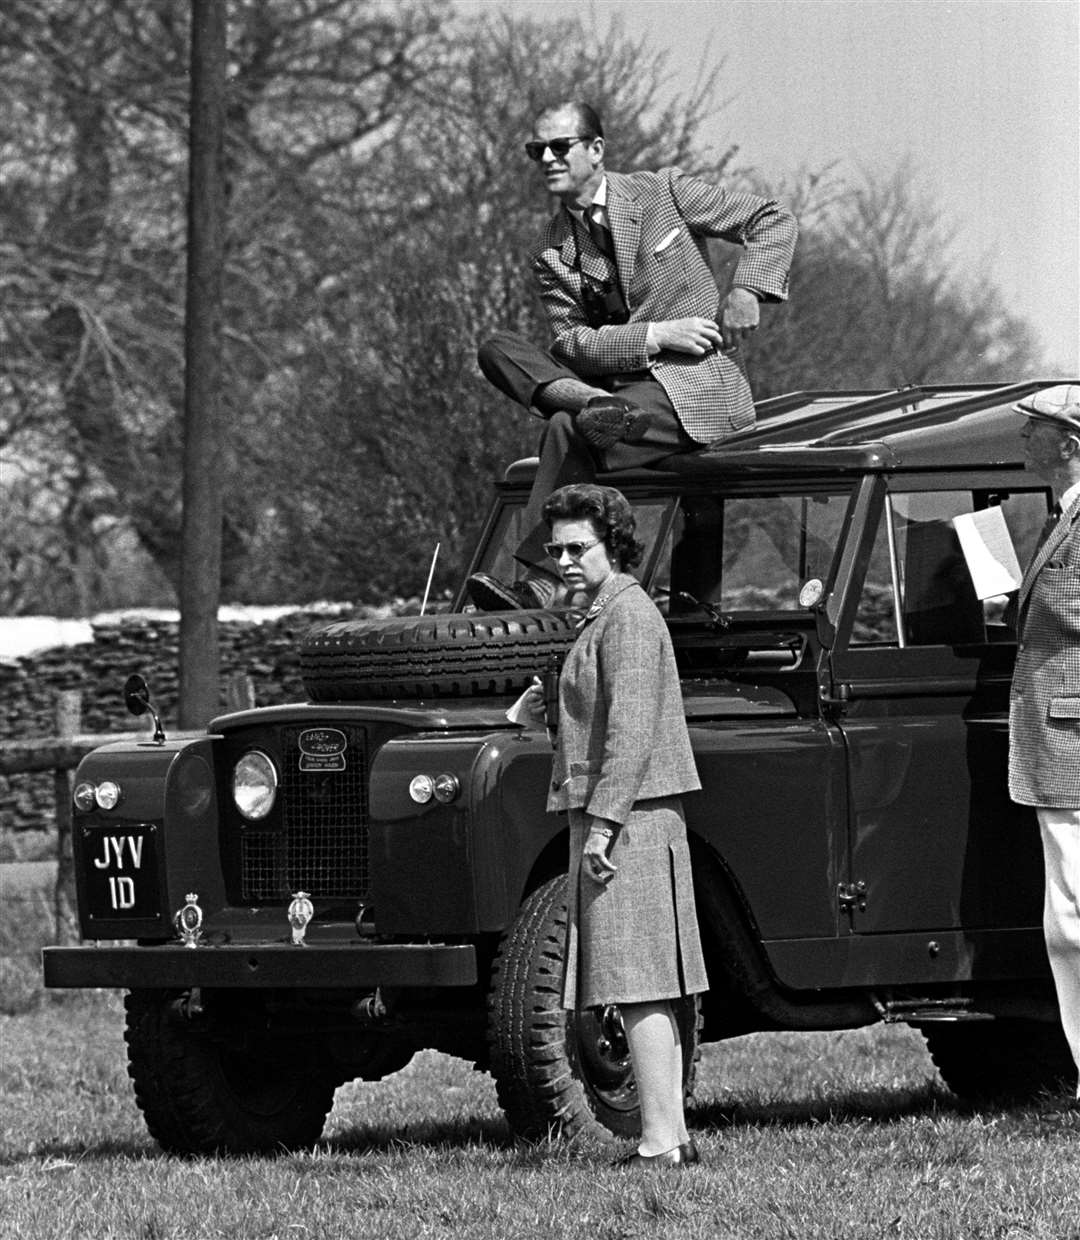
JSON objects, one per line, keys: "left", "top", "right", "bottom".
{"left": 565, "top": 176, "right": 608, "bottom": 229}
{"left": 1059, "top": 479, "right": 1080, "bottom": 514}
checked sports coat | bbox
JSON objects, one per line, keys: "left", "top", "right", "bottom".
{"left": 1009, "top": 495, "right": 1080, "bottom": 806}
{"left": 529, "top": 167, "right": 797, "bottom": 443}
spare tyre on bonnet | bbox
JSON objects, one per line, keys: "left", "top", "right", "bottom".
{"left": 300, "top": 608, "right": 575, "bottom": 701}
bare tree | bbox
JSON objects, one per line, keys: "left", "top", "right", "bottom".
{"left": 749, "top": 162, "right": 1040, "bottom": 396}
{"left": 0, "top": 2, "right": 1045, "bottom": 618}
{"left": 0, "top": 0, "right": 454, "bottom": 612}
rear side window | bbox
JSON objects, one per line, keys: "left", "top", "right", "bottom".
{"left": 854, "top": 487, "right": 1050, "bottom": 646}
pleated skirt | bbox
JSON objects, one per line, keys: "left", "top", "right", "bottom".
{"left": 562, "top": 796, "right": 709, "bottom": 1010}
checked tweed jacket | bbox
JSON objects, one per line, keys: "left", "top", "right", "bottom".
{"left": 1009, "top": 495, "right": 1080, "bottom": 806}
{"left": 547, "top": 574, "right": 708, "bottom": 1009}
{"left": 529, "top": 167, "right": 797, "bottom": 443}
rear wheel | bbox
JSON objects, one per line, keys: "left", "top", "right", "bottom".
{"left": 487, "top": 874, "right": 701, "bottom": 1140}
{"left": 124, "top": 989, "right": 338, "bottom": 1155}
{"left": 923, "top": 1017, "right": 1077, "bottom": 1105}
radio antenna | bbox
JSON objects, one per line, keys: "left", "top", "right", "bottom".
{"left": 420, "top": 542, "right": 440, "bottom": 616}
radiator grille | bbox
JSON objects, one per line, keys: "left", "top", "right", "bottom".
{"left": 240, "top": 724, "right": 369, "bottom": 902}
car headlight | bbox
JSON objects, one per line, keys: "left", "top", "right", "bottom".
{"left": 232, "top": 750, "right": 278, "bottom": 820}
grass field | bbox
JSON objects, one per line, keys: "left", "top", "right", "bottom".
{"left": 3, "top": 992, "right": 1079, "bottom": 1239}
{"left": 3, "top": 892, "right": 1079, "bottom": 1239}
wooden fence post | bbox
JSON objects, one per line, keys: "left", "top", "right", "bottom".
{"left": 224, "top": 672, "right": 256, "bottom": 712}
{"left": 53, "top": 690, "right": 81, "bottom": 944}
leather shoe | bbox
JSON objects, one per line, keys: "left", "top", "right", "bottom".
{"left": 466, "top": 573, "right": 553, "bottom": 612}
{"left": 577, "top": 396, "right": 649, "bottom": 449}
{"left": 613, "top": 1139, "right": 699, "bottom": 1169}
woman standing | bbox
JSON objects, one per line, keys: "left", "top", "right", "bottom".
{"left": 528, "top": 482, "right": 708, "bottom": 1168}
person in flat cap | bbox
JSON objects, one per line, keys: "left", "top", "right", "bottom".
{"left": 1009, "top": 383, "right": 1080, "bottom": 1099}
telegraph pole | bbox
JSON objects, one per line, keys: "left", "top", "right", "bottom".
{"left": 178, "top": 0, "right": 226, "bottom": 727}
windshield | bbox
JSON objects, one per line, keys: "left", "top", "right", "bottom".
{"left": 652, "top": 490, "right": 851, "bottom": 615}
{"left": 471, "top": 487, "right": 851, "bottom": 618}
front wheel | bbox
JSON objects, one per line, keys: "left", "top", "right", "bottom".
{"left": 487, "top": 874, "right": 701, "bottom": 1141}
{"left": 124, "top": 989, "right": 338, "bottom": 1155}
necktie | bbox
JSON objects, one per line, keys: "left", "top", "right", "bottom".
{"left": 585, "top": 207, "right": 615, "bottom": 261}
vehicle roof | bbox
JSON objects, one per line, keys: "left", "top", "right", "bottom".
{"left": 503, "top": 379, "right": 1076, "bottom": 482}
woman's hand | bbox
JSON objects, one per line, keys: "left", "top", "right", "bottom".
{"left": 520, "top": 676, "right": 547, "bottom": 724}
{"left": 506, "top": 676, "right": 547, "bottom": 727}
{"left": 582, "top": 817, "right": 618, "bottom": 883}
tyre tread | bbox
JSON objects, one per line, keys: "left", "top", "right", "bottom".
{"left": 300, "top": 610, "right": 575, "bottom": 701}
{"left": 124, "top": 990, "right": 336, "bottom": 1155}
{"left": 923, "top": 1017, "right": 1077, "bottom": 1105}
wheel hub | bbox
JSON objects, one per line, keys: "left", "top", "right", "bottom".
{"left": 573, "top": 1004, "right": 637, "bottom": 1112}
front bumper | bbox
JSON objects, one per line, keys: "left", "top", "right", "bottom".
{"left": 42, "top": 942, "right": 477, "bottom": 989}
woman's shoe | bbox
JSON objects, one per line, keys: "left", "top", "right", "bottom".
{"left": 614, "top": 1142, "right": 698, "bottom": 1169}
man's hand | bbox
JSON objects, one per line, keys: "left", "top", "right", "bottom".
{"left": 718, "top": 286, "right": 761, "bottom": 351}
{"left": 649, "top": 317, "right": 723, "bottom": 356}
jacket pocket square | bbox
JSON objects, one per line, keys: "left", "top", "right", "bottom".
{"left": 654, "top": 228, "right": 680, "bottom": 254}
{"left": 1049, "top": 696, "right": 1080, "bottom": 720}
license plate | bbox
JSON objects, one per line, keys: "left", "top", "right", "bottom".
{"left": 83, "top": 825, "right": 159, "bottom": 919}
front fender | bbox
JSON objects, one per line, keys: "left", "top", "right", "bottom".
{"left": 70, "top": 736, "right": 225, "bottom": 941}
{"left": 368, "top": 729, "right": 561, "bottom": 934}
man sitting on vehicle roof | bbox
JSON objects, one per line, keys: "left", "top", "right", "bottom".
{"left": 467, "top": 100, "right": 798, "bottom": 612}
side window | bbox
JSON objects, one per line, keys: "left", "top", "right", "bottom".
{"left": 853, "top": 488, "right": 1051, "bottom": 647}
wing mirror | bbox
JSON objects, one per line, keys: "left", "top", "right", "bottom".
{"left": 124, "top": 673, "right": 166, "bottom": 745}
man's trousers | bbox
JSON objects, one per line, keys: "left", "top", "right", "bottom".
{"left": 478, "top": 331, "right": 699, "bottom": 569}
{"left": 1036, "top": 805, "right": 1080, "bottom": 1095}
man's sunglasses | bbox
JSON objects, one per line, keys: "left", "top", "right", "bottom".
{"left": 544, "top": 537, "right": 602, "bottom": 560}
{"left": 524, "top": 136, "right": 591, "bottom": 162}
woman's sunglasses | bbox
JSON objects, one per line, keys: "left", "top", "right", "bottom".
{"left": 543, "top": 538, "right": 602, "bottom": 560}
{"left": 524, "top": 136, "right": 590, "bottom": 162}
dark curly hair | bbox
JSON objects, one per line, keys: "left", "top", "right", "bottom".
{"left": 542, "top": 483, "right": 644, "bottom": 571}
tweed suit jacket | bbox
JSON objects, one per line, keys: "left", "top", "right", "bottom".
{"left": 1009, "top": 495, "right": 1080, "bottom": 806}
{"left": 529, "top": 167, "right": 797, "bottom": 443}
{"left": 547, "top": 573, "right": 701, "bottom": 823}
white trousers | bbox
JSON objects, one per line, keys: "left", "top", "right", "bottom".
{"left": 1036, "top": 806, "right": 1080, "bottom": 1095}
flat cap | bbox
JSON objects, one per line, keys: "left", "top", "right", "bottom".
{"left": 1013, "top": 384, "right": 1080, "bottom": 430}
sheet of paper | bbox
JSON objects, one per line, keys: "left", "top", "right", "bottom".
{"left": 952, "top": 507, "right": 1023, "bottom": 599}
{"left": 505, "top": 685, "right": 537, "bottom": 726}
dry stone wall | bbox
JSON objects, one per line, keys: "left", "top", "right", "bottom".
{"left": 1, "top": 606, "right": 378, "bottom": 837}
